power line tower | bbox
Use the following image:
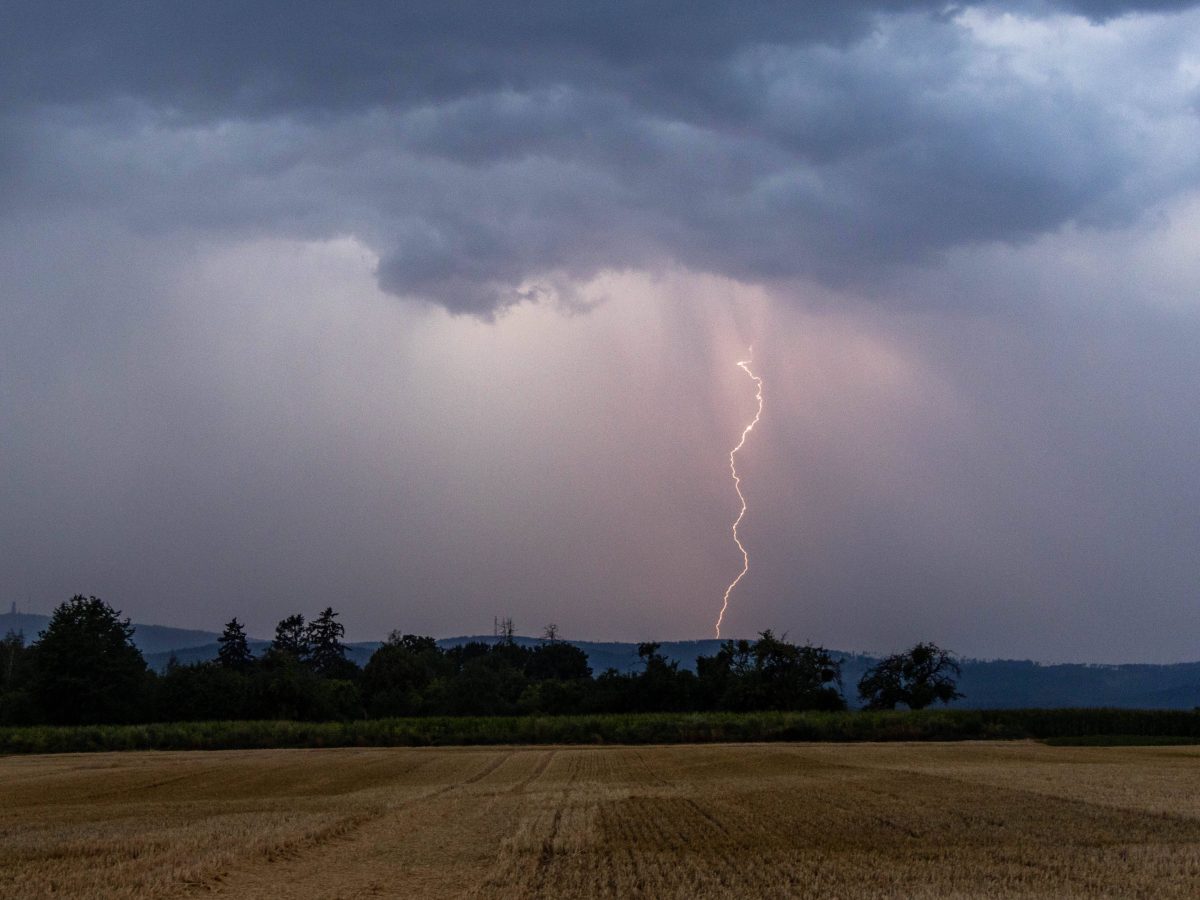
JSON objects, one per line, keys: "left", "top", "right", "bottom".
{"left": 493, "top": 616, "right": 515, "bottom": 644}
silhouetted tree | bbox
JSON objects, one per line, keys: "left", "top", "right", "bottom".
{"left": 751, "top": 631, "right": 845, "bottom": 711}
{"left": 629, "top": 642, "right": 697, "bottom": 712}
{"left": 217, "top": 618, "right": 254, "bottom": 670}
{"left": 271, "top": 614, "right": 309, "bottom": 661}
{"left": 527, "top": 641, "right": 591, "bottom": 682}
{"left": 29, "top": 595, "right": 149, "bottom": 724}
{"left": 362, "top": 633, "right": 448, "bottom": 716}
{"left": 696, "top": 638, "right": 753, "bottom": 709}
{"left": 0, "top": 630, "right": 25, "bottom": 690}
{"left": 424, "top": 638, "right": 535, "bottom": 715}
{"left": 697, "top": 632, "right": 845, "bottom": 711}
{"left": 518, "top": 639, "right": 592, "bottom": 714}
{"left": 488, "top": 634, "right": 531, "bottom": 671}
{"left": 306, "top": 607, "right": 355, "bottom": 678}
{"left": 0, "top": 630, "right": 35, "bottom": 725}
{"left": 442, "top": 654, "right": 528, "bottom": 716}
{"left": 857, "top": 642, "right": 963, "bottom": 710}
{"left": 157, "top": 661, "right": 252, "bottom": 720}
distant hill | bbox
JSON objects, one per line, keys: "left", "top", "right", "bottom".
{"left": 5, "top": 611, "right": 1199, "bottom": 709}
{"left": 1, "top": 610, "right": 224, "bottom": 655}
{"left": 952, "top": 658, "right": 1200, "bottom": 710}
{"left": 0, "top": 613, "right": 51, "bottom": 642}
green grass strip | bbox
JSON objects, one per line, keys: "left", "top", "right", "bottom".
{"left": 2, "top": 708, "right": 1199, "bottom": 755}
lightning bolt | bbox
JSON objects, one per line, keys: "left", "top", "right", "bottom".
{"left": 716, "top": 349, "right": 764, "bottom": 638}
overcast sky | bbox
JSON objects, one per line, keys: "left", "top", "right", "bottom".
{"left": 3, "top": 1, "right": 1200, "bottom": 661}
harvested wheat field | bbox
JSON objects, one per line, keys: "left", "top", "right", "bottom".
{"left": 3, "top": 742, "right": 1200, "bottom": 899}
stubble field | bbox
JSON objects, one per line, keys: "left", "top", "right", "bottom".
{"left": 2, "top": 741, "right": 1199, "bottom": 898}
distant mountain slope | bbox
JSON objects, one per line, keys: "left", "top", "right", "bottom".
{"left": 0, "top": 613, "right": 50, "bottom": 642}
{"left": 1, "top": 611, "right": 223, "bottom": 655}
{"left": 951, "top": 659, "right": 1200, "bottom": 710}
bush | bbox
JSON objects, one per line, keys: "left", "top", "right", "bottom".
{"left": 3, "top": 708, "right": 1196, "bottom": 756}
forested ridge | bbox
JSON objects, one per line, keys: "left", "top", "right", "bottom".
{"left": 0, "top": 595, "right": 932, "bottom": 726}
{"left": 6, "top": 596, "right": 1198, "bottom": 728}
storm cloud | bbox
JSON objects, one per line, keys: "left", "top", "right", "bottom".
{"left": 5, "top": 1, "right": 1199, "bottom": 314}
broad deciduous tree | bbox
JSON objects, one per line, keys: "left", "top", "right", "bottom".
{"left": 30, "top": 595, "right": 149, "bottom": 724}
{"left": 857, "top": 642, "right": 964, "bottom": 710}
{"left": 697, "top": 632, "right": 845, "bottom": 712}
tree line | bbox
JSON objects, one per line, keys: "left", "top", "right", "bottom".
{"left": 0, "top": 595, "right": 961, "bottom": 726}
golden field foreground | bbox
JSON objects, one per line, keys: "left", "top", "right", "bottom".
{"left": 3, "top": 742, "right": 1199, "bottom": 899}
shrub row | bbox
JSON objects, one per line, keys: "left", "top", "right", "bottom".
{"left": 2, "top": 708, "right": 1198, "bottom": 755}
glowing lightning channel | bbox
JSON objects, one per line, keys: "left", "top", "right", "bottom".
{"left": 716, "top": 349, "right": 764, "bottom": 638}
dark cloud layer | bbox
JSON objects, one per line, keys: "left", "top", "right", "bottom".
{"left": 5, "top": 0, "right": 1199, "bottom": 314}
{"left": 3, "top": 2, "right": 1187, "bottom": 112}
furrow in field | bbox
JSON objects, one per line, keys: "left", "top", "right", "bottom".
{"left": 196, "top": 749, "right": 531, "bottom": 898}
{"left": 4, "top": 743, "right": 1200, "bottom": 899}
